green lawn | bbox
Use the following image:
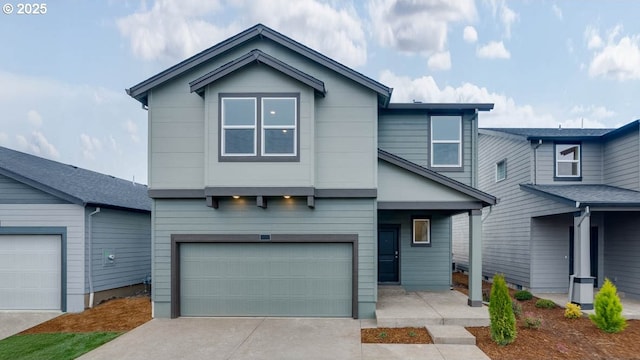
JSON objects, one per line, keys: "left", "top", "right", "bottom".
{"left": 0, "top": 332, "right": 122, "bottom": 360}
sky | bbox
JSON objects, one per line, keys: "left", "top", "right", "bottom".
{"left": 1, "top": 0, "right": 639, "bottom": 184}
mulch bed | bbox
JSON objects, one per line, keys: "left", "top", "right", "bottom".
{"left": 361, "top": 327, "right": 432, "bottom": 344}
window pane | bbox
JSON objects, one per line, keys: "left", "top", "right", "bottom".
{"left": 413, "top": 219, "right": 430, "bottom": 243}
{"left": 224, "top": 129, "right": 255, "bottom": 154}
{"left": 264, "top": 129, "right": 294, "bottom": 154}
{"left": 432, "top": 116, "right": 461, "bottom": 141}
{"left": 496, "top": 161, "right": 506, "bottom": 180}
{"left": 263, "top": 98, "right": 295, "bottom": 126}
{"left": 557, "top": 145, "right": 580, "bottom": 161}
{"left": 223, "top": 98, "right": 256, "bottom": 126}
{"left": 557, "top": 162, "right": 579, "bottom": 176}
{"left": 432, "top": 143, "right": 460, "bottom": 166}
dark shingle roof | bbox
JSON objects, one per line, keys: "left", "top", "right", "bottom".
{"left": 0, "top": 146, "right": 151, "bottom": 212}
{"left": 520, "top": 184, "right": 640, "bottom": 208}
{"left": 482, "top": 128, "right": 613, "bottom": 139}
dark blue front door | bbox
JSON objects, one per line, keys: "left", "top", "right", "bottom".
{"left": 378, "top": 225, "right": 399, "bottom": 283}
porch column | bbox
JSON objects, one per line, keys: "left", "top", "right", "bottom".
{"left": 572, "top": 208, "right": 594, "bottom": 310}
{"left": 468, "top": 209, "right": 483, "bottom": 307}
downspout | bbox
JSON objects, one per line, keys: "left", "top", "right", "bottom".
{"left": 532, "top": 139, "right": 542, "bottom": 184}
{"left": 88, "top": 207, "right": 100, "bottom": 308}
{"left": 569, "top": 205, "right": 590, "bottom": 303}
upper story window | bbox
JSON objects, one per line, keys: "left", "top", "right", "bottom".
{"left": 496, "top": 159, "right": 506, "bottom": 182}
{"left": 431, "top": 115, "right": 462, "bottom": 168}
{"left": 555, "top": 143, "right": 581, "bottom": 179}
{"left": 220, "top": 93, "right": 299, "bottom": 162}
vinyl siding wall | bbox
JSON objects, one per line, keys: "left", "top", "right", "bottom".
{"left": 604, "top": 212, "right": 640, "bottom": 299}
{"left": 534, "top": 141, "right": 603, "bottom": 184}
{"left": 84, "top": 207, "right": 151, "bottom": 293}
{"left": 603, "top": 130, "right": 640, "bottom": 191}
{"left": 379, "top": 211, "right": 452, "bottom": 291}
{"left": 0, "top": 203, "right": 85, "bottom": 312}
{"left": 152, "top": 197, "right": 376, "bottom": 318}
{"left": 0, "top": 174, "right": 68, "bottom": 204}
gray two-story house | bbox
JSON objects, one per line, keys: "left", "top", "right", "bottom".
{"left": 126, "top": 24, "right": 495, "bottom": 319}
{"left": 454, "top": 121, "right": 640, "bottom": 309}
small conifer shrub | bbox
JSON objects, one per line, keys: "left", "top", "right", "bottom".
{"left": 489, "top": 274, "right": 517, "bottom": 345}
{"left": 590, "top": 279, "right": 627, "bottom": 333}
{"left": 514, "top": 290, "right": 533, "bottom": 301}
{"left": 535, "top": 299, "right": 556, "bottom": 309}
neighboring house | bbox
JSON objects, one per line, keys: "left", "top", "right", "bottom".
{"left": 126, "top": 24, "right": 496, "bottom": 319}
{"left": 453, "top": 120, "right": 640, "bottom": 309}
{"left": 0, "top": 146, "right": 152, "bottom": 312}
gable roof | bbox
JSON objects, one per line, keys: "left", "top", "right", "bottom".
{"left": 378, "top": 149, "right": 496, "bottom": 206}
{"left": 127, "top": 24, "right": 392, "bottom": 106}
{"left": 0, "top": 146, "right": 151, "bottom": 212}
{"left": 189, "top": 49, "right": 326, "bottom": 97}
{"left": 520, "top": 184, "right": 640, "bottom": 208}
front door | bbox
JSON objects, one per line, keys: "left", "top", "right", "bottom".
{"left": 569, "top": 226, "right": 598, "bottom": 286}
{"left": 378, "top": 225, "right": 399, "bottom": 283}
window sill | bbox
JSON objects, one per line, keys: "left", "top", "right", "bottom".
{"left": 219, "top": 155, "right": 300, "bottom": 162}
{"left": 411, "top": 242, "right": 431, "bottom": 247}
{"left": 553, "top": 176, "right": 582, "bottom": 182}
{"left": 430, "top": 166, "right": 464, "bottom": 172}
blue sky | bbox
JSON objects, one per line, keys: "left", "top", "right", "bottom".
{"left": 1, "top": 0, "right": 639, "bottom": 184}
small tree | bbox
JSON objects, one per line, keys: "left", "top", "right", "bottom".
{"left": 590, "top": 278, "right": 627, "bottom": 333}
{"left": 489, "top": 274, "right": 517, "bottom": 345}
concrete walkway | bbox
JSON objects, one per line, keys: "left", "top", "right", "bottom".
{"left": 0, "top": 311, "right": 61, "bottom": 340}
{"left": 533, "top": 292, "right": 640, "bottom": 319}
{"left": 79, "top": 317, "right": 490, "bottom": 360}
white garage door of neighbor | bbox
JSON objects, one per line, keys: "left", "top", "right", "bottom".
{"left": 0, "top": 235, "right": 61, "bottom": 310}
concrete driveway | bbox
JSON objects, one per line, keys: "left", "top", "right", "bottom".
{"left": 78, "top": 318, "right": 362, "bottom": 360}
{"left": 0, "top": 311, "right": 61, "bottom": 340}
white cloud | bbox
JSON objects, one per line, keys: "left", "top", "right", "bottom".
{"left": 487, "top": 0, "right": 518, "bottom": 38}
{"left": 463, "top": 26, "right": 478, "bottom": 43}
{"left": 80, "top": 134, "right": 103, "bottom": 160}
{"left": 26, "top": 110, "right": 42, "bottom": 127}
{"left": 476, "top": 41, "right": 511, "bottom": 59}
{"left": 552, "top": 4, "right": 563, "bottom": 20}
{"left": 117, "top": 0, "right": 367, "bottom": 67}
{"left": 586, "top": 26, "right": 640, "bottom": 81}
{"left": 368, "top": 0, "right": 476, "bottom": 55}
{"left": 125, "top": 120, "right": 140, "bottom": 143}
{"left": 427, "top": 51, "right": 451, "bottom": 71}
{"left": 570, "top": 105, "right": 616, "bottom": 119}
{"left": 16, "top": 131, "right": 60, "bottom": 159}
{"left": 0, "top": 132, "right": 8, "bottom": 145}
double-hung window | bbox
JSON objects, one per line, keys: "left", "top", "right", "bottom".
{"left": 220, "top": 93, "right": 298, "bottom": 161}
{"left": 431, "top": 115, "right": 462, "bottom": 168}
{"left": 555, "top": 143, "right": 581, "bottom": 179}
{"left": 496, "top": 159, "right": 507, "bottom": 182}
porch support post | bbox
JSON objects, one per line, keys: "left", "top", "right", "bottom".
{"left": 468, "top": 209, "right": 483, "bottom": 307}
{"left": 571, "top": 208, "right": 594, "bottom": 310}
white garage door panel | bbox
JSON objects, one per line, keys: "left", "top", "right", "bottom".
{"left": 0, "top": 235, "right": 61, "bottom": 310}
{"left": 180, "top": 243, "right": 352, "bottom": 317}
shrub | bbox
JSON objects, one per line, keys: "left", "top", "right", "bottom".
{"left": 590, "top": 278, "right": 627, "bottom": 333}
{"left": 511, "top": 300, "right": 522, "bottom": 318}
{"left": 564, "top": 303, "right": 582, "bottom": 319}
{"left": 524, "top": 316, "right": 542, "bottom": 329}
{"left": 489, "top": 274, "right": 517, "bottom": 345}
{"left": 514, "top": 290, "right": 533, "bottom": 301}
{"left": 535, "top": 299, "right": 556, "bottom": 309}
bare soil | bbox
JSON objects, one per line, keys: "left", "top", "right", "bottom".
{"left": 361, "top": 327, "right": 432, "bottom": 344}
{"left": 20, "top": 296, "right": 152, "bottom": 334}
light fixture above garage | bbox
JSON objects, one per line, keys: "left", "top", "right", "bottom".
{"left": 283, "top": 195, "right": 291, "bottom": 199}
{"left": 232, "top": 195, "right": 240, "bottom": 199}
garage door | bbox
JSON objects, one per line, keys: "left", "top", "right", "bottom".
{"left": 0, "top": 235, "right": 61, "bottom": 310}
{"left": 180, "top": 243, "right": 352, "bottom": 317}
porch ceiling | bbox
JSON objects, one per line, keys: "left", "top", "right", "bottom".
{"left": 521, "top": 184, "right": 640, "bottom": 209}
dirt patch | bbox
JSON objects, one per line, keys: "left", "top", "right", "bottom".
{"left": 453, "top": 272, "right": 640, "bottom": 360}
{"left": 361, "top": 327, "right": 432, "bottom": 344}
{"left": 21, "top": 296, "right": 151, "bottom": 334}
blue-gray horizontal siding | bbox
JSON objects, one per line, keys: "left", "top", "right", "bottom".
{"left": 0, "top": 174, "right": 68, "bottom": 204}
{"left": 379, "top": 210, "right": 451, "bottom": 290}
{"left": 604, "top": 212, "right": 640, "bottom": 299}
{"left": 535, "top": 141, "right": 603, "bottom": 184}
{"left": 85, "top": 208, "right": 151, "bottom": 292}
{"left": 604, "top": 130, "right": 640, "bottom": 191}
{"left": 152, "top": 197, "right": 375, "bottom": 318}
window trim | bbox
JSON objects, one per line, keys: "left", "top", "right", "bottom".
{"left": 430, "top": 115, "right": 463, "bottom": 170}
{"left": 554, "top": 142, "right": 582, "bottom": 181}
{"left": 411, "top": 217, "right": 431, "bottom": 247}
{"left": 496, "top": 159, "right": 507, "bottom": 182}
{"left": 218, "top": 92, "right": 300, "bottom": 162}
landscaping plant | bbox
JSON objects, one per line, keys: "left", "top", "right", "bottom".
{"left": 535, "top": 299, "right": 556, "bottom": 309}
{"left": 514, "top": 290, "right": 533, "bottom": 301}
{"left": 564, "top": 303, "right": 582, "bottom": 319}
{"left": 489, "top": 274, "right": 517, "bottom": 345}
{"left": 511, "top": 300, "right": 523, "bottom": 318}
{"left": 590, "top": 278, "right": 627, "bottom": 333}
{"left": 523, "top": 316, "right": 542, "bottom": 329}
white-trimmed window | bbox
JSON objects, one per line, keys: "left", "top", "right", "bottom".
{"left": 412, "top": 218, "right": 431, "bottom": 246}
{"left": 220, "top": 94, "right": 298, "bottom": 160}
{"left": 496, "top": 159, "right": 506, "bottom": 182}
{"left": 555, "top": 144, "right": 581, "bottom": 178}
{"left": 431, "top": 116, "right": 462, "bottom": 167}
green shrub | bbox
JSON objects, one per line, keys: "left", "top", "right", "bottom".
{"left": 514, "top": 290, "right": 533, "bottom": 301}
{"left": 535, "top": 299, "right": 556, "bottom": 309}
{"left": 523, "top": 316, "right": 542, "bottom": 329}
{"left": 564, "top": 303, "right": 582, "bottom": 319}
{"left": 511, "top": 300, "right": 522, "bottom": 318}
{"left": 590, "top": 278, "right": 627, "bottom": 333}
{"left": 489, "top": 274, "right": 517, "bottom": 345}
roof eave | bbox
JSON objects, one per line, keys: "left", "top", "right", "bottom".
{"left": 519, "top": 184, "right": 577, "bottom": 207}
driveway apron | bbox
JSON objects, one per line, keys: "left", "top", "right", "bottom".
{"left": 0, "top": 312, "right": 61, "bottom": 340}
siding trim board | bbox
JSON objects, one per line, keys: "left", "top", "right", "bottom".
{"left": 170, "top": 233, "right": 359, "bottom": 319}
{"left": 377, "top": 201, "right": 484, "bottom": 211}
{"left": 149, "top": 188, "right": 378, "bottom": 199}
{"left": 0, "top": 226, "right": 67, "bottom": 311}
